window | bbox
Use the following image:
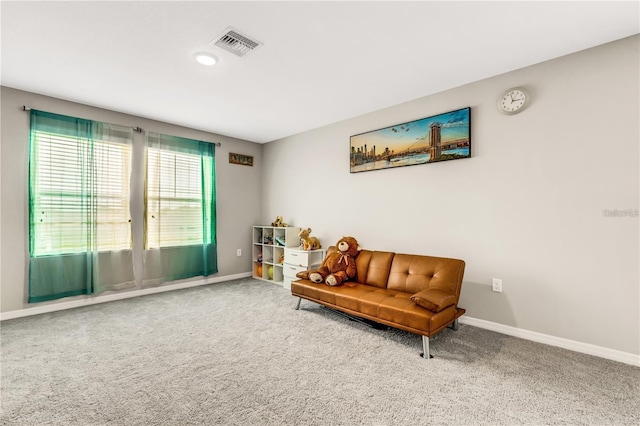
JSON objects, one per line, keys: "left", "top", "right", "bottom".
{"left": 146, "top": 148, "right": 203, "bottom": 248}
{"left": 27, "top": 112, "right": 217, "bottom": 302}
{"left": 143, "top": 132, "right": 217, "bottom": 284}
{"left": 28, "top": 110, "right": 135, "bottom": 302}
{"left": 30, "top": 132, "right": 132, "bottom": 255}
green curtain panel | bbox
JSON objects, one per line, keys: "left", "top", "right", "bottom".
{"left": 143, "top": 132, "right": 217, "bottom": 286}
{"left": 28, "top": 110, "right": 135, "bottom": 302}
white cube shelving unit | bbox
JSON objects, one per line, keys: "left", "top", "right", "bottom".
{"left": 252, "top": 225, "right": 300, "bottom": 286}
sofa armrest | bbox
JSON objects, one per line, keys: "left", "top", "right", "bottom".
{"left": 410, "top": 288, "right": 456, "bottom": 313}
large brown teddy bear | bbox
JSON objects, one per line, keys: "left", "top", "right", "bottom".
{"left": 296, "top": 236, "right": 360, "bottom": 286}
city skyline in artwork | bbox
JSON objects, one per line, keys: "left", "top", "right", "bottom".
{"left": 350, "top": 107, "right": 470, "bottom": 173}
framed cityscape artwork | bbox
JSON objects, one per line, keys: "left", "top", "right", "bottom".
{"left": 350, "top": 107, "right": 471, "bottom": 173}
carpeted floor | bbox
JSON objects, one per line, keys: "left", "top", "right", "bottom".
{"left": 1, "top": 278, "right": 638, "bottom": 425}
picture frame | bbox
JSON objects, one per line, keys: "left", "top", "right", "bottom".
{"left": 229, "top": 152, "right": 253, "bottom": 166}
{"left": 350, "top": 107, "right": 471, "bottom": 173}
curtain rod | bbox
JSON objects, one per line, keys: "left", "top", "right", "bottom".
{"left": 22, "top": 105, "right": 222, "bottom": 147}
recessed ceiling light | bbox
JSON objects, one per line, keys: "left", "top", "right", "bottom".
{"left": 194, "top": 52, "right": 217, "bottom": 66}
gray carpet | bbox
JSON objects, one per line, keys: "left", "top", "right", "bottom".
{"left": 1, "top": 278, "right": 638, "bottom": 425}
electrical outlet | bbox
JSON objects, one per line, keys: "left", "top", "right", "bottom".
{"left": 492, "top": 278, "right": 502, "bottom": 293}
{"left": 237, "top": 249, "right": 242, "bottom": 257}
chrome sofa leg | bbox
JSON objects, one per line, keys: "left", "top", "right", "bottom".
{"left": 295, "top": 298, "right": 302, "bottom": 310}
{"left": 448, "top": 318, "right": 459, "bottom": 331}
{"left": 421, "top": 335, "right": 432, "bottom": 359}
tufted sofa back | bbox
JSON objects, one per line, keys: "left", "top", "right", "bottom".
{"left": 325, "top": 247, "right": 393, "bottom": 287}
{"left": 386, "top": 253, "right": 465, "bottom": 298}
{"left": 354, "top": 250, "right": 394, "bottom": 288}
{"left": 325, "top": 246, "right": 465, "bottom": 298}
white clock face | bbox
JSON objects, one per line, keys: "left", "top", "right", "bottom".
{"left": 499, "top": 89, "right": 527, "bottom": 114}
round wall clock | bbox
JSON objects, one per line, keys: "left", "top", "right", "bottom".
{"left": 498, "top": 87, "right": 528, "bottom": 114}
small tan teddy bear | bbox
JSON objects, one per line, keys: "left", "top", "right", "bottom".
{"left": 298, "top": 228, "right": 321, "bottom": 251}
{"left": 271, "top": 216, "right": 288, "bottom": 227}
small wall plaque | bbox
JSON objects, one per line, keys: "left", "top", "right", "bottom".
{"left": 229, "top": 153, "right": 253, "bottom": 166}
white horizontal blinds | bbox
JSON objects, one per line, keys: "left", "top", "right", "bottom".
{"left": 31, "top": 133, "right": 91, "bottom": 255}
{"left": 94, "top": 124, "right": 132, "bottom": 251}
{"left": 29, "top": 112, "right": 132, "bottom": 256}
{"left": 146, "top": 132, "right": 204, "bottom": 249}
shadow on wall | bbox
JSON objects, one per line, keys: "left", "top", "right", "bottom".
{"left": 458, "top": 280, "right": 517, "bottom": 327}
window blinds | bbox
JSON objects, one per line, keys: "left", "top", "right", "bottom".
{"left": 30, "top": 111, "right": 132, "bottom": 256}
{"left": 146, "top": 147, "right": 204, "bottom": 248}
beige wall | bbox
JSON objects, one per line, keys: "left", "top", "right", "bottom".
{"left": 262, "top": 36, "right": 640, "bottom": 355}
{"left": 0, "top": 87, "right": 263, "bottom": 313}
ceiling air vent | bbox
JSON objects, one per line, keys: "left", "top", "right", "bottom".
{"left": 211, "top": 27, "right": 261, "bottom": 57}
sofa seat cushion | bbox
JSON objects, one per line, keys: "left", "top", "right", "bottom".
{"left": 291, "top": 280, "right": 457, "bottom": 335}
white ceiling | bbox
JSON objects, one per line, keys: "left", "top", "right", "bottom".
{"left": 2, "top": 1, "right": 638, "bottom": 143}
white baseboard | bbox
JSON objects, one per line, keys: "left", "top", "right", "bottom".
{"left": 459, "top": 316, "right": 640, "bottom": 367}
{"left": 0, "top": 272, "right": 252, "bottom": 321}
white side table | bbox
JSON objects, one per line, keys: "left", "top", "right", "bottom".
{"left": 283, "top": 248, "right": 326, "bottom": 290}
